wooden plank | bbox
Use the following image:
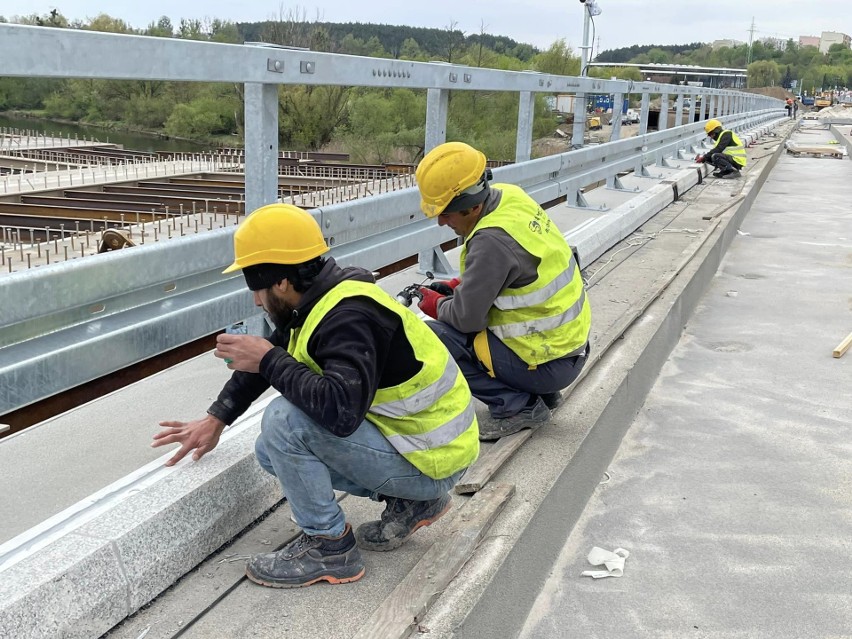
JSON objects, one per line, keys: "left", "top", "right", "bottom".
{"left": 351, "top": 483, "right": 515, "bottom": 639}
{"left": 455, "top": 431, "right": 532, "bottom": 494}
{"left": 702, "top": 195, "right": 746, "bottom": 221}
{"left": 833, "top": 331, "right": 852, "bottom": 358}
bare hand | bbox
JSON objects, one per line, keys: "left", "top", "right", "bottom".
{"left": 152, "top": 414, "right": 226, "bottom": 467}
{"left": 214, "top": 333, "right": 274, "bottom": 373}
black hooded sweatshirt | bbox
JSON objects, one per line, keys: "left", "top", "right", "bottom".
{"left": 207, "top": 258, "right": 422, "bottom": 437}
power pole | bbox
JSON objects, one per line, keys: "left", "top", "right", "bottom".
{"left": 747, "top": 17, "right": 756, "bottom": 64}
{"left": 573, "top": 2, "right": 593, "bottom": 148}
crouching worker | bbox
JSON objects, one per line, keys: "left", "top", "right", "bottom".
{"left": 153, "top": 204, "right": 478, "bottom": 588}
{"left": 696, "top": 119, "right": 747, "bottom": 179}
{"left": 414, "top": 142, "right": 591, "bottom": 441}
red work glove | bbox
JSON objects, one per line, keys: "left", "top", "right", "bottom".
{"left": 427, "top": 277, "right": 461, "bottom": 296}
{"left": 417, "top": 287, "right": 445, "bottom": 319}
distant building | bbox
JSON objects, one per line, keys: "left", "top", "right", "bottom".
{"left": 819, "top": 31, "right": 851, "bottom": 53}
{"left": 799, "top": 35, "right": 820, "bottom": 48}
{"left": 711, "top": 39, "right": 744, "bottom": 50}
{"left": 588, "top": 62, "right": 747, "bottom": 89}
{"left": 759, "top": 37, "right": 786, "bottom": 50}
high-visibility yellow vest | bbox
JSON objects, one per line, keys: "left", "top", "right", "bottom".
{"left": 722, "top": 129, "right": 747, "bottom": 167}
{"left": 460, "top": 183, "right": 591, "bottom": 366}
{"left": 288, "top": 280, "right": 478, "bottom": 479}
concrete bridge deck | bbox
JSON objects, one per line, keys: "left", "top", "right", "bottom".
{"left": 3, "top": 118, "right": 851, "bottom": 638}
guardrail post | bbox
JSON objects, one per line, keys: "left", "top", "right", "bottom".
{"left": 659, "top": 93, "right": 669, "bottom": 132}
{"left": 418, "top": 246, "right": 456, "bottom": 279}
{"left": 699, "top": 95, "right": 707, "bottom": 121}
{"left": 610, "top": 91, "right": 624, "bottom": 141}
{"left": 425, "top": 88, "right": 449, "bottom": 154}
{"left": 688, "top": 93, "right": 697, "bottom": 124}
{"left": 675, "top": 94, "right": 684, "bottom": 127}
{"left": 708, "top": 94, "right": 717, "bottom": 119}
{"left": 244, "top": 82, "right": 280, "bottom": 214}
{"left": 639, "top": 92, "right": 650, "bottom": 135}
{"left": 572, "top": 92, "right": 587, "bottom": 148}
{"left": 515, "top": 91, "right": 535, "bottom": 163}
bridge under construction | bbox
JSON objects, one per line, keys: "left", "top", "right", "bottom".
{"left": 1, "top": 23, "right": 851, "bottom": 639}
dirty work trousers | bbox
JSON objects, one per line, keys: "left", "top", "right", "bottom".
{"left": 427, "top": 321, "right": 588, "bottom": 419}
{"left": 707, "top": 153, "right": 741, "bottom": 174}
{"left": 255, "top": 396, "right": 464, "bottom": 538}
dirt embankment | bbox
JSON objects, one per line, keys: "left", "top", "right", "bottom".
{"left": 741, "top": 87, "right": 796, "bottom": 101}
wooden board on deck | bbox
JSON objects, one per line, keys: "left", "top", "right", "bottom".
{"left": 351, "top": 483, "right": 515, "bottom": 639}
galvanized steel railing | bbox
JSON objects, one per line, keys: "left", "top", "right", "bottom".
{"left": 0, "top": 24, "right": 785, "bottom": 415}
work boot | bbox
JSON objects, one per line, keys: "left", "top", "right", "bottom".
{"left": 356, "top": 493, "right": 452, "bottom": 552}
{"left": 712, "top": 169, "right": 724, "bottom": 177}
{"left": 477, "top": 396, "right": 551, "bottom": 441}
{"left": 718, "top": 168, "right": 741, "bottom": 179}
{"left": 245, "top": 523, "right": 364, "bottom": 588}
{"left": 540, "top": 391, "right": 563, "bottom": 411}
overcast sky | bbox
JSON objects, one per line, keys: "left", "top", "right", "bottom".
{"left": 1, "top": 1, "right": 848, "bottom": 53}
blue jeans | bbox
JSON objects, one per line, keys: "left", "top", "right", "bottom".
{"left": 427, "top": 321, "right": 588, "bottom": 419}
{"left": 255, "top": 396, "right": 464, "bottom": 538}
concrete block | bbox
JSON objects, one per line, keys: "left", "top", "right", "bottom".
{"left": 75, "top": 424, "right": 281, "bottom": 612}
{"left": 0, "top": 534, "right": 127, "bottom": 639}
{"left": 0, "top": 412, "right": 281, "bottom": 638}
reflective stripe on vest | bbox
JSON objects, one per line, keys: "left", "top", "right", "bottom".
{"left": 287, "top": 280, "right": 478, "bottom": 479}
{"left": 460, "top": 183, "right": 591, "bottom": 366}
{"left": 722, "top": 129, "right": 747, "bottom": 167}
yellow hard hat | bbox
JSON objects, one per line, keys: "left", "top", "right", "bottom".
{"left": 415, "top": 142, "right": 488, "bottom": 218}
{"left": 222, "top": 203, "right": 328, "bottom": 274}
{"left": 704, "top": 119, "right": 723, "bottom": 135}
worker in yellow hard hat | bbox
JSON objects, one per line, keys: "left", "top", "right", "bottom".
{"left": 695, "top": 119, "right": 747, "bottom": 179}
{"left": 153, "top": 203, "right": 478, "bottom": 588}
{"left": 414, "top": 141, "right": 592, "bottom": 441}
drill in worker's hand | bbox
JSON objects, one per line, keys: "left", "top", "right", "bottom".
{"left": 426, "top": 278, "right": 460, "bottom": 296}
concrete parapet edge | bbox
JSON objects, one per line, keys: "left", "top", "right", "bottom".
{"left": 829, "top": 124, "right": 852, "bottom": 158}
{"left": 453, "top": 121, "right": 793, "bottom": 638}
{"left": 0, "top": 406, "right": 280, "bottom": 639}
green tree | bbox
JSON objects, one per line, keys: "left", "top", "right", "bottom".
{"left": 747, "top": 60, "right": 781, "bottom": 87}
{"left": 532, "top": 39, "right": 580, "bottom": 76}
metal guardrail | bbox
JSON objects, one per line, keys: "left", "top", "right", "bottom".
{"left": 0, "top": 24, "right": 785, "bottom": 415}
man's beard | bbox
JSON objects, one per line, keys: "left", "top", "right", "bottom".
{"left": 264, "top": 289, "right": 298, "bottom": 332}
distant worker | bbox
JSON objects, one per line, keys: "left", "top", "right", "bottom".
{"left": 696, "top": 119, "right": 747, "bottom": 179}
{"left": 414, "top": 142, "right": 592, "bottom": 441}
{"left": 153, "top": 204, "right": 478, "bottom": 588}
{"left": 785, "top": 97, "right": 794, "bottom": 119}
{"left": 793, "top": 98, "right": 799, "bottom": 119}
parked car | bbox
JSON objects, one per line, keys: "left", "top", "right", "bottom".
{"left": 611, "top": 109, "right": 640, "bottom": 125}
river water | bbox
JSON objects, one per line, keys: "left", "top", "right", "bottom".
{"left": 0, "top": 113, "right": 214, "bottom": 154}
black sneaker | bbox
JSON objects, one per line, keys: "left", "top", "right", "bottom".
{"left": 540, "top": 391, "right": 563, "bottom": 411}
{"left": 477, "top": 396, "right": 551, "bottom": 441}
{"left": 718, "top": 168, "right": 741, "bottom": 179}
{"left": 245, "top": 523, "right": 364, "bottom": 588}
{"left": 356, "top": 493, "right": 452, "bottom": 552}
{"left": 712, "top": 169, "right": 724, "bottom": 177}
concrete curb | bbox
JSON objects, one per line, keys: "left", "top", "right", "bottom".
{"left": 829, "top": 123, "right": 852, "bottom": 158}
{"left": 0, "top": 405, "right": 280, "bottom": 639}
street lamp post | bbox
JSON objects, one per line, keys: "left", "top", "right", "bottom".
{"left": 572, "top": 0, "right": 602, "bottom": 148}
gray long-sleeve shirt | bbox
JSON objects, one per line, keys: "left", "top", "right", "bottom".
{"left": 436, "top": 188, "right": 541, "bottom": 333}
